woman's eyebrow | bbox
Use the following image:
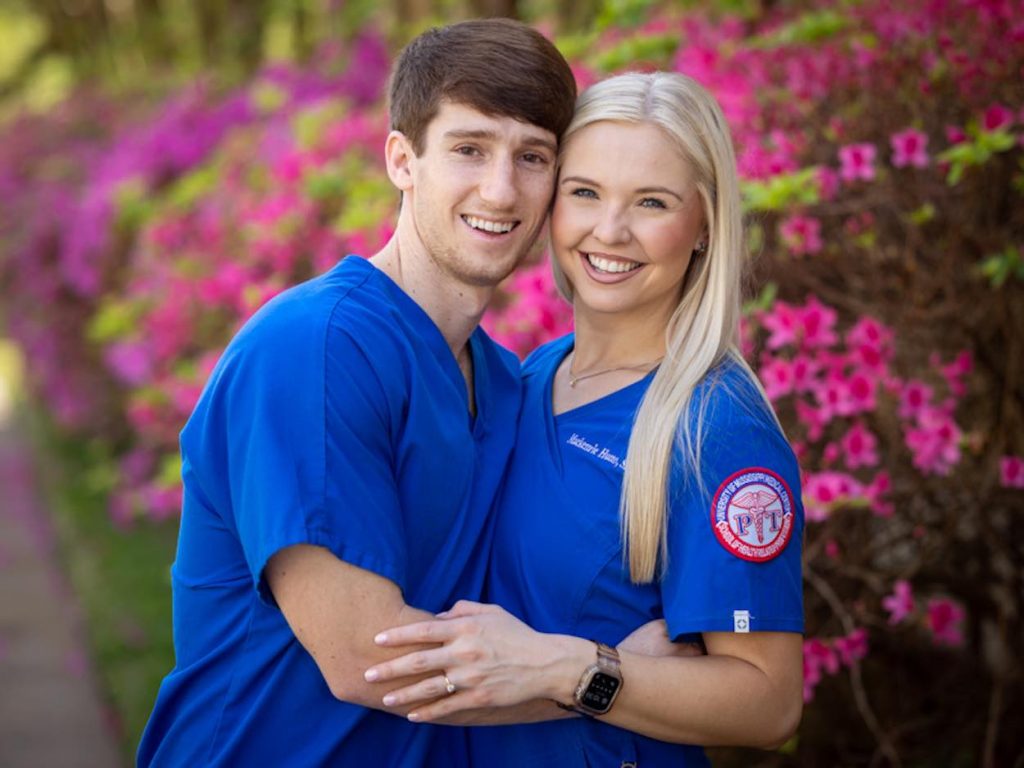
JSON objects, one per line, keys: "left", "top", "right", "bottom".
{"left": 560, "top": 176, "right": 684, "bottom": 201}
{"left": 635, "top": 185, "right": 684, "bottom": 201}
{"left": 560, "top": 175, "right": 600, "bottom": 186}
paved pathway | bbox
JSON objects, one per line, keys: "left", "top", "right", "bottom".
{"left": 0, "top": 423, "right": 123, "bottom": 767}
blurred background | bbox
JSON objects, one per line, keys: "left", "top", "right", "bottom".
{"left": 0, "top": 0, "right": 1021, "bottom": 765}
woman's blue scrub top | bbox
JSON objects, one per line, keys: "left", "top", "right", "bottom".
{"left": 473, "top": 334, "right": 804, "bottom": 767}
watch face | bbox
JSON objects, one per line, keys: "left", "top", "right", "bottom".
{"left": 580, "top": 671, "right": 621, "bottom": 712}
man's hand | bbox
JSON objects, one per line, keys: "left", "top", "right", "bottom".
{"left": 619, "top": 619, "right": 704, "bottom": 658}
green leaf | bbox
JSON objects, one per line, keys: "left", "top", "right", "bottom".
{"left": 167, "top": 165, "right": 218, "bottom": 210}
{"left": 155, "top": 453, "right": 183, "bottom": 489}
{"left": 250, "top": 81, "right": 288, "bottom": 115}
{"left": 594, "top": 33, "right": 680, "bottom": 72}
{"left": 741, "top": 168, "right": 821, "bottom": 212}
{"left": 978, "top": 246, "right": 1022, "bottom": 288}
{"left": 113, "top": 177, "right": 152, "bottom": 232}
{"left": 555, "top": 32, "right": 599, "bottom": 62}
{"left": 743, "top": 281, "right": 778, "bottom": 315}
{"left": 747, "top": 10, "right": 848, "bottom": 49}
{"left": 595, "top": 0, "right": 659, "bottom": 31}
{"left": 937, "top": 129, "right": 1017, "bottom": 186}
{"left": 908, "top": 203, "right": 936, "bottom": 226}
{"left": 88, "top": 300, "right": 141, "bottom": 343}
{"left": 977, "top": 129, "right": 1015, "bottom": 154}
{"left": 304, "top": 164, "right": 348, "bottom": 202}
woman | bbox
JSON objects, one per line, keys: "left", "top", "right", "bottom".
{"left": 365, "top": 71, "right": 805, "bottom": 766}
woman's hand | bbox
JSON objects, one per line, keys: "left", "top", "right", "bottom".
{"left": 364, "top": 600, "right": 592, "bottom": 722}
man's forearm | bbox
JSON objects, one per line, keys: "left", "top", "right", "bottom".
{"left": 267, "top": 544, "right": 441, "bottom": 713}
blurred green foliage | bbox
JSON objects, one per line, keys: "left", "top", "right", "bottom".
{"left": 33, "top": 422, "right": 177, "bottom": 763}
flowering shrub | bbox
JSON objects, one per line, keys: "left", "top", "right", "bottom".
{"left": 1, "top": 1, "right": 1022, "bottom": 764}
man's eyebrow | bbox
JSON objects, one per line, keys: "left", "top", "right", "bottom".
{"left": 442, "top": 129, "right": 557, "bottom": 154}
{"left": 560, "top": 176, "right": 684, "bottom": 201}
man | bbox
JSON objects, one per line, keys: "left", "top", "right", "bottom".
{"left": 137, "top": 19, "right": 576, "bottom": 766}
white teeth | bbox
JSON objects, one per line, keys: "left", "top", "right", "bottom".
{"left": 586, "top": 253, "right": 641, "bottom": 274}
{"left": 464, "top": 215, "right": 516, "bottom": 234}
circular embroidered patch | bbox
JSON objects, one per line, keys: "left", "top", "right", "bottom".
{"left": 711, "top": 468, "right": 795, "bottom": 562}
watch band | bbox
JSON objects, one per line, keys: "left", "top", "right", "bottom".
{"left": 558, "top": 640, "right": 624, "bottom": 716}
{"left": 595, "top": 641, "right": 621, "bottom": 673}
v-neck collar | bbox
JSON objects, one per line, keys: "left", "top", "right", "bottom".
{"left": 344, "top": 256, "right": 487, "bottom": 434}
{"left": 537, "top": 334, "right": 656, "bottom": 475}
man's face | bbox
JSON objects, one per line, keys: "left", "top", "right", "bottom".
{"left": 397, "top": 101, "right": 558, "bottom": 288}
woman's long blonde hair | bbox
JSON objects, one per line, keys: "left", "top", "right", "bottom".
{"left": 553, "top": 71, "right": 771, "bottom": 583}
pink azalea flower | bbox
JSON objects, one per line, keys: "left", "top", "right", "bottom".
{"left": 882, "top": 580, "right": 915, "bottom": 624}
{"left": 865, "top": 471, "right": 894, "bottom": 517}
{"left": 802, "top": 638, "right": 838, "bottom": 701}
{"left": 846, "top": 316, "right": 893, "bottom": 354}
{"left": 847, "top": 371, "right": 879, "bottom": 414}
{"left": 104, "top": 341, "right": 154, "bottom": 387}
{"left": 926, "top": 598, "right": 965, "bottom": 647}
{"left": 945, "top": 125, "right": 967, "bottom": 145}
{"left": 822, "top": 442, "right": 841, "bottom": 465}
{"left": 143, "top": 483, "right": 185, "bottom": 522}
{"left": 779, "top": 214, "right": 824, "bottom": 256}
{"left": 759, "top": 356, "right": 795, "bottom": 401}
{"left": 803, "top": 471, "right": 864, "bottom": 521}
{"left": 796, "top": 399, "right": 827, "bottom": 442}
{"left": 840, "top": 422, "right": 880, "bottom": 469}
{"left": 814, "top": 375, "right": 851, "bottom": 421}
{"left": 791, "top": 354, "right": 819, "bottom": 394}
{"left": 834, "top": 628, "right": 868, "bottom": 665}
{"left": 904, "top": 406, "right": 962, "bottom": 475}
{"left": 1000, "top": 456, "right": 1024, "bottom": 488}
{"left": 816, "top": 166, "right": 840, "bottom": 201}
{"left": 799, "top": 297, "right": 839, "bottom": 349}
{"left": 760, "top": 301, "right": 801, "bottom": 350}
{"left": 890, "top": 128, "right": 929, "bottom": 168}
{"left": 839, "top": 142, "right": 877, "bottom": 182}
{"left": 982, "top": 103, "right": 1014, "bottom": 131}
{"left": 934, "top": 350, "right": 973, "bottom": 398}
{"left": 899, "top": 379, "right": 934, "bottom": 419}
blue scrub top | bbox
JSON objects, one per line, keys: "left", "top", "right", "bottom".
{"left": 138, "top": 256, "right": 521, "bottom": 767}
{"left": 473, "top": 334, "right": 804, "bottom": 767}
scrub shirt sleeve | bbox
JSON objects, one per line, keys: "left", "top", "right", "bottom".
{"left": 186, "top": 303, "right": 405, "bottom": 606}
{"left": 661, "top": 377, "right": 804, "bottom": 640}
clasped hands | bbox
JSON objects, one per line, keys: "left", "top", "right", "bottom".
{"left": 363, "top": 600, "right": 701, "bottom": 723}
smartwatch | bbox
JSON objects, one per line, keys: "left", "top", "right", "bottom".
{"left": 565, "top": 641, "right": 623, "bottom": 716}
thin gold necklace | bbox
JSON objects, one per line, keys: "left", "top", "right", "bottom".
{"left": 567, "top": 352, "right": 664, "bottom": 388}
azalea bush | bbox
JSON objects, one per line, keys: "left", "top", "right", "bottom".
{"left": 2, "top": 0, "right": 1022, "bottom": 764}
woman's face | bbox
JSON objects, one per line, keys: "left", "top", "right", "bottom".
{"left": 551, "top": 120, "right": 706, "bottom": 329}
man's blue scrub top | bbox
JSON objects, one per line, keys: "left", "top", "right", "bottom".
{"left": 138, "top": 256, "right": 521, "bottom": 767}
{"left": 472, "top": 334, "right": 804, "bottom": 767}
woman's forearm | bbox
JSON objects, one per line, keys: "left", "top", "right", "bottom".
{"left": 537, "top": 631, "right": 802, "bottom": 747}
{"left": 434, "top": 699, "right": 574, "bottom": 726}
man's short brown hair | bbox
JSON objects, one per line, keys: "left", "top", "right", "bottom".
{"left": 388, "top": 18, "right": 577, "bottom": 154}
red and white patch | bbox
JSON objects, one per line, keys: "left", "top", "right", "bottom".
{"left": 711, "top": 468, "right": 795, "bottom": 562}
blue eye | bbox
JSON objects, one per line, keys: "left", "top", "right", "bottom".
{"left": 639, "top": 197, "right": 667, "bottom": 209}
{"left": 570, "top": 187, "right": 598, "bottom": 199}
